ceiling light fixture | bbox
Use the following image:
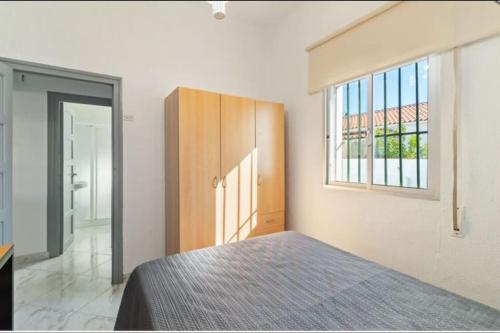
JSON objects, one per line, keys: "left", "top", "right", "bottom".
{"left": 207, "top": 1, "right": 228, "bottom": 20}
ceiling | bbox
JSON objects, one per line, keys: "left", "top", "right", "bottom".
{"left": 212, "top": 1, "right": 304, "bottom": 28}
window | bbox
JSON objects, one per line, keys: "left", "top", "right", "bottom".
{"left": 326, "top": 78, "right": 368, "bottom": 184}
{"left": 326, "top": 58, "right": 432, "bottom": 193}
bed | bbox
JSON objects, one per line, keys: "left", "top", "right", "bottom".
{"left": 115, "top": 231, "right": 500, "bottom": 330}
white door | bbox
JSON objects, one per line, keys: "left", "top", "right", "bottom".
{"left": 74, "top": 124, "right": 93, "bottom": 222}
{"left": 0, "top": 62, "right": 13, "bottom": 245}
{"left": 62, "top": 104, "right": 75, "bottom": 250}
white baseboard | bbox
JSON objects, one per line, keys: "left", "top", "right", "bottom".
{"left": 76, "top": 218, "right": 111, "bottom": 229}
{"left": 14, "top": 251, "right": 50, "bottom": 265}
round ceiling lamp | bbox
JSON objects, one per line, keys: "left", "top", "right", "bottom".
{"left": 208, "top": 1, "right": 228, "bottom": 20}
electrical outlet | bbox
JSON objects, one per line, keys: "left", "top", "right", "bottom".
{"left": 451, "top": 207, "right": 466, "bottom": 238}
{"left": 123, "top": 114, "right": 135, "bottom": 122}
{"left": 459, "top": 206, "right": 466, "bottom": 225}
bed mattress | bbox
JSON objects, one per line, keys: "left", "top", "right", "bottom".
{"left": 115, "top": 231, "right": 500, "bottom": 330}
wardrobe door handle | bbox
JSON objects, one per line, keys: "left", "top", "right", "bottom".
{"left": 258, "top": 175, "right": 263, "bottom": 186}
{"left": 222, "top": 176, "right": 227, "bottom": 188}
{"left": 212, "top": 176, "right": 218, "bottom": 189}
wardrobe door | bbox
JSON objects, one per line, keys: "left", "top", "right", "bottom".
{"left": 178, "top": 88, "right": 221, "bottom": 252}
{"left": 256, "top": 101, "right": 285, "bottom": 217}
{"left": 220, "top": 95, "right": 255, "bottom": 243}
{"left": 165, "top": 89, "right": 180, "bottom": 255}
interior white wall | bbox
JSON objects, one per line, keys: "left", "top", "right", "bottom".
{"left": 72, "top": 103, "right": 112, "bottom": 126}
{"left": 0, "top": 1, "right": 266, "bottom": 271}
{"left": 12, "top": 90, "right": 47, "bottom": 256}
{"left": 12, "top": 73, "right": 112, "bottom": 256}
{"left": 260, "top": 2, "right": 500, "bottom": 310}
{"left": 74, "top": 124, "right": 93, "bottom": 222}
{"left": 95, "top": 125, "right": 112, "bottom": 219}
{"left": 72, "top": 103, "right": 112, "bottom": 223}
{"left": 4, "top": 1, "right": 500, "bottom": 310}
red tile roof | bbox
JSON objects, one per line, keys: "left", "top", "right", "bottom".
{"left": 343, "top": 102, "right": 428, "bottom": 131}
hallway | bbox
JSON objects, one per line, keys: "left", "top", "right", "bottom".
{"left": 13, "top": 224, "right": 123, "bottom": 330}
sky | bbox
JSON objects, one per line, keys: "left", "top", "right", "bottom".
{"left": 341, "top": 58, "right": 428, "bottom": 114}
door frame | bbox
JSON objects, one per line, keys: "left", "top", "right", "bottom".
{"left": 47, "top": 92, "right": 112, "bottom": 256}
{"left": 1, "top": 57, "right": 123, "bottom": 284}
{"left": 0, "top": 62, "right": 13, "bottom": 246}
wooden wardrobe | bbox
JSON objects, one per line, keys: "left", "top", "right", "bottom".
{"left": 165, "top": 87, "right": 285, "bottom": 255}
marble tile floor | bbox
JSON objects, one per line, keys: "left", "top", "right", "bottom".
{"left": 14, "top": 224, "right": 125, "bottom": 331}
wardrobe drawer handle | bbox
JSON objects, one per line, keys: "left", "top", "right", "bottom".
{"left": 265, "top": 219, "right": 275, "bottom": 224}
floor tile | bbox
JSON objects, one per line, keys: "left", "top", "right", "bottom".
{"left": 79, "top": 283, "right": 125, "bottom": 318}
{"left": 14, "top": 269, "right": 76, "bottom": 304}
{"left": 14, "top": 223, "right": 124, "bottom": 330}
{"left": 67, "top": 236, "right": 112, "bottom": 255}
{"left": 84, "top": 261, "right": 112, "bottom": 279}
{"left": 14, "top": 302, "right": 23, "bottom": 311}
{"left": 14, "top": 267, "right": 38, "bottom": 285}
{"left": 29, "top": 275, "right": 112, "bottom": 312}
{"left": 59, "top": 311, "right": 115, "bottom": 331}
{"left": 22, "top": 254, "right": 105, "bottom": 276}
{"left": 14, "top": 304, "right": 115, "bottom": 331}
{"left": 21, "top": 255, "right": 65, "bottom": 271}
{"left": 14, "top": 303, "right": 73, "bottom": 331}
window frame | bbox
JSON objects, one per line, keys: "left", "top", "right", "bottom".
{"left": 323, "top": 56, "right": 441, "bottom": 200}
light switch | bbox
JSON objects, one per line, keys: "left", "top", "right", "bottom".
{"left": 123, "top": 114, "right": 135, "bottom": 122}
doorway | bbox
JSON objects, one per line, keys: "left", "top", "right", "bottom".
{"left": 47, "top": 93, "right": 113, "bottom": 259}
{"left": 0, "top": 57, "right": 123, "bottom": 285}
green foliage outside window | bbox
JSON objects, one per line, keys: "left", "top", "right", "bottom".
{"left": 374, "top": 125, "right": 428, "bottom": 159}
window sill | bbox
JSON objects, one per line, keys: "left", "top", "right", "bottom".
{"left": 323, "top": 182, "right": 440, "bottom": 201}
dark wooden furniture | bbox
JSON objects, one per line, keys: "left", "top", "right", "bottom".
{"left": 0, "top": 244, "right": 13, "bottom": 330}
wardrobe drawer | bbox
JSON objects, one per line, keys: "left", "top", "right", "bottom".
{"left": 253, "top": 211, "right": 285, "bottom": 236}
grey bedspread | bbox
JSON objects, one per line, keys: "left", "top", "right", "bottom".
{"left": 115, "top": 231, "right": 500, "bottom": 331}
